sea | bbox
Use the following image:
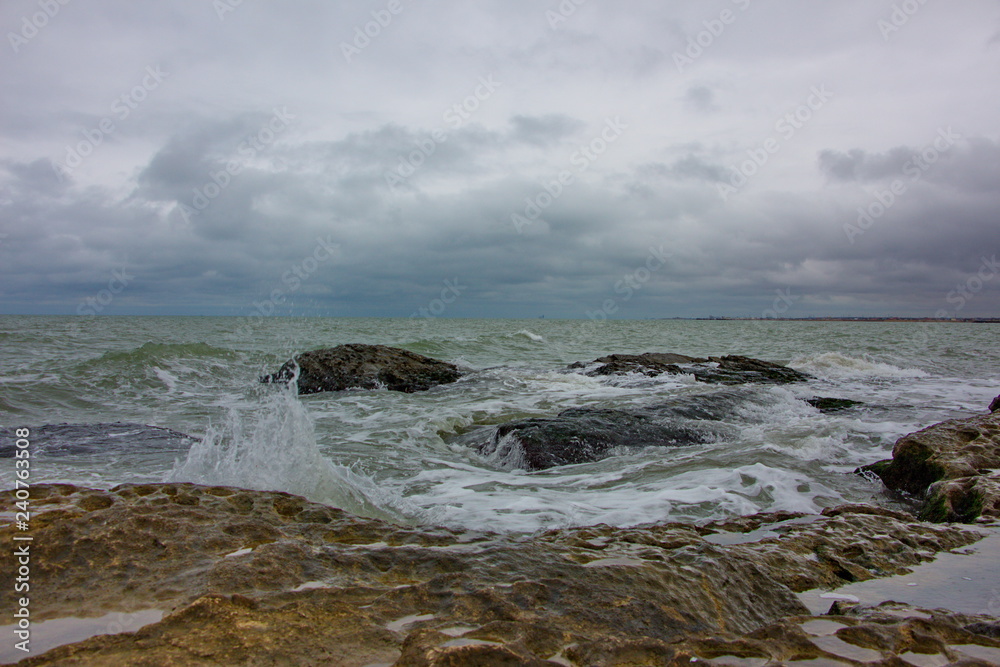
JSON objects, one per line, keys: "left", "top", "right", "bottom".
{"left": 1, "top": 315, "right": 997, "bottom": 534}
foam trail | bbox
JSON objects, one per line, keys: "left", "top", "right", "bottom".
{"left": 169, "top": 384, "right": 415, "bottom": 523}
{"left": 789, "top": 352, "right": 927, "bottom": 379}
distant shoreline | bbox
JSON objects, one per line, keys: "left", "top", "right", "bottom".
{"left": 679, "top": 317, "right": 1000, "bottom": 323}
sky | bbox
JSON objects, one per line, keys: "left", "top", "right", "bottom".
{"left": 1, "top": 0, "right": 999, "bottom": 319}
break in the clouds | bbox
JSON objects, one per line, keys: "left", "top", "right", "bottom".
{"left": 1, "top": 0, "right": 999, "bottom": 318}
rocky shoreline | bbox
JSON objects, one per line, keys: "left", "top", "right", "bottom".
{"left": 2, "top": 480, "right": 998, "bottom": 665}
{"left": 4, "top": 347, "right": 1000, "bottom": 665}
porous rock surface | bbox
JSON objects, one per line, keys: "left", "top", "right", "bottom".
{"left": 569, "top": 352, "right": 811, "bottom": 385}
{"left": 1, "top": 483, "right": 991, "bottom": 665}
{"left": 863, "top": 410, "right": 1000, "bottom": 523}
{"left": 261, "top": 343, "right": 464, "bottom": 394}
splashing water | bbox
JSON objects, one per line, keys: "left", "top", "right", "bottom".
{"left": 169, "top": 382, "right": 415, "bottom": 523}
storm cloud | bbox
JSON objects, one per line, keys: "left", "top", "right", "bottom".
{"left": 1, "top": 0, "right": 998, "bottom": 318}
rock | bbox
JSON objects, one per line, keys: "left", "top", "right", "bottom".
{"left": 261, "top": 344, "right": 463, "bottom": 394}
{"left": 480, "top": 407, "right": 716, "bottom": 470}
{"left": 863, "top": 412, "right": 1000, "bottom": 496}
{"left": 1, "top": 485, "right": 987, "bottom": 665}
{"left": 470, "top": 390, "right": 770, "bottom": 470}
{"left": 861, "top": 411, "right": 1000, "bottom": 523}
{"left": 568, "top": 352, "right": 699, "bottom": 377}
{"left": 694, "top": 355, "right": 812, "bottom": 385}
{"left": 568, "top": 352, "right": 811, "bottom": 385}
{"left": 921, "top": 473, "right": 1000, "bottom": 522}
{"left": 806, "top": 397, "right": 864, "bottom": 413}
{"left": 0, "top": 422, "right": 194, "bottom": 458}
{"left": 991, "top": 394, "right": 1000, "bottom": 412}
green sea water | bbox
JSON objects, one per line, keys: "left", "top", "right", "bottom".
{"left": 1, "top": 316, "right": 998, "bottom": 532}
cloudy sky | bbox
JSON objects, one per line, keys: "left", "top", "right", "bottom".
{"left": 2, "top": 0, "right": 999, "bottom": 318}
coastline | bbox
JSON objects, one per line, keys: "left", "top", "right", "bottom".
{"left": 3, "top": 402, "right": 1000, "bottom": 665}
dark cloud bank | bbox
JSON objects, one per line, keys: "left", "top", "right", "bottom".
{"left": 1, "top": 0, "right": 998, "bottom": 318}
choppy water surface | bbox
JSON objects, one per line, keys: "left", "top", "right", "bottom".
{"left": 1, "top": 316, "right": 997, "bottom": 532}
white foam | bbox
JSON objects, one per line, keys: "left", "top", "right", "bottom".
{"left": 169, "top": 385, "right": 419, "bottom": 524}
{"left": 790, "top": 352, "right": 927, "bottom": 380}
{"left": 153, "top": 366, "right": 179, "bottom": 392}
{"left": 512, "top": 329, "right": 545, "bottom": 342}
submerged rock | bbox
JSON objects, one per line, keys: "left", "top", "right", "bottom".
{"left": 261, "top": 343, "right": 463, "bottom": 394}
{"left": 481, "top": 407, "right": 715, "bottom": 470}
{"left": 861, "top": 411, "right": 1000, "bottom": 523}
{"left": 470, "top": 390, "right": 771, "bottom": 470}
{"left": 568, "top": 352, "right": 698, "bottom": 377}
{"left": 806, "top": 397, "right": 864, "bottom": 413}
{"left": 0, "top": 422, "right": 194, "bottom": 458}
{"left": 0, "top": 484, "right": 986, "bottom": 665}
{"left": 991, "top": 394, "right": 1000, "bottom": 412}
{"left": 569, "top": 352, "right": 811, "bottom": 385}
{"left": 693, "top": 355, "right": 812, "bottom": 385}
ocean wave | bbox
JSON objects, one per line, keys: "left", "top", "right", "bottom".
{"left": 789, "top": 352, "right": 927, "bottom": 379}
{"left": 98, "top": 341, "right": 239, "bottom": 363}
{"left": 511, "top": 330, "right": 545, "bottom": 343}
{"left": 168, "top": 385, "right": 419, "bottom": 524}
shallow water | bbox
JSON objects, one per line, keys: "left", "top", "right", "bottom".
{"left": 1, "top": 316, "right": 997, "bottom": 532}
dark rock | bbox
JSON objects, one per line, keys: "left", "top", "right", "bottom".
{"left": 806, "top": 397, "right": 864, "bottom": 413}
{"left": 694, "top": 355, "right": 812, "bottom": 385}
{"left": 1, "top": 485, "right": 988, "bottom": 666}
{"left": 0, "top": 423, "right": 194, "bottom": 458}
{"left": 471, "top": 390, "right": 771, "bottom": 470}
{"left": 991, "top": 394, "right": 1000, "bottom": 412}
{"left": 569, "top": 352, "right": 700, "bottom": 377}
{"left": 568, "top": 352, "right": 811, "bottom": 385}
{"left": 482, "top": 407, "right": 715, "bottom": 470}
{"left": 261, "top": 343, "right": 463, "bottom": 394}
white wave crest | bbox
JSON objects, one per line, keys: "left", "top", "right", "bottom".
{"left": 168, "top": 386, "right": 416, "bottom": 523}
{"left": 512, "top": 329, "right": 545, "bottom": 342}
{"left": 789, "top": 352, "right": 927, "bottom": 379}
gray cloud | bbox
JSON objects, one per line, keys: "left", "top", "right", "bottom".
{"left": 1, "top": 0, "right": 999, "bottom": 318}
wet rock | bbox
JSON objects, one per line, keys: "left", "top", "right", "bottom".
{"left": 472, "top": 390, "right": 771, "bottom": 470}
{"left": 480, "top": 407, "right": 716, "bottom": 470}
{"left": 693, "top": 355, "right": 812, "bottom": 385}
{"left": 2, "top": 486, "right": 988, "bottom": 665}
{"left": 921, "top": 473, "right": 1000, "bottom": 522}
{"left": 568, "top": 352, "right": 699, "bottom": 377}
{"left": 261, "top": 343, "right": 463, "bottom": 394}
{"left": 861, "top": 411, "right": 1000, "bottom": 523}
{"left": 806, "top": 397, "right": 864, "bottom": 413}
{"left": 568, "top": 352, "right": 810, "bottom": 385}
{"left": 991, "top": 394, "right": 1000, "bottom": 412}
{"left": 862, "top": 412, "right": 1000, "bottom": 496}
{"left": 0, "top": 422, "right": 194, "bottom": 458}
